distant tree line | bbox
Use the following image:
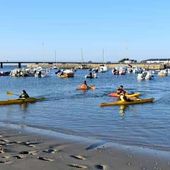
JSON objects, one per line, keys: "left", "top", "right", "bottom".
{"left": 118, "top": 58, "right": 137, "bottom": 63}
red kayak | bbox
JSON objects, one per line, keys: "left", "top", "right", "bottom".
{"left": 108, "top": 92, "right": 120, "bottom": 97}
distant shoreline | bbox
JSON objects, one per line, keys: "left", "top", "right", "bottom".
{"left": 27, "top": 62, "right": 169, "bottom": 70}
{"left": 0, "top": 61, "right": 169, "bottom": 70}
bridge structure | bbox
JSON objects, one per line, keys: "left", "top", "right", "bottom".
{"left": 0, "top": 61, "right": 108, "bottom": 68}
{"left": 0, "top": 61, "right": 168, "bottom": 70}
{"left": 0, "top": 61, "right": 52, "bottom": 68}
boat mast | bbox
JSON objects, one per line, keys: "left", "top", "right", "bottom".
{"left": 81, "top": 48, "right": 84, "bottom": 64}
{"left": 54, "top": 50, "right": 56, "bottom": 63}
{"left": 102, "top": 49, "right": 105, "bottom": 64}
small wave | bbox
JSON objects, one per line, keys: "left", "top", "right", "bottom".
{"left": 156, "top": 96, "right": 170, "bottom": 104}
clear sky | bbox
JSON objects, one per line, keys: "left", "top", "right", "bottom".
{"left": 0, "top": 0, "right": 170, "bottom": 62}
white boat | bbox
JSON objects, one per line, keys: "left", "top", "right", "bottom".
{"left": 34, "top": 67, "right": 50, "bottom": 78}
{"left": 112, "top": 67, "right": 126, "bottom": 75}
{"left": 99, "top": 64, "right": 108, "bottom": 73}
{"left": 158, "top": 70, "right": 168, "bottom": 77}
{"left": 133, "top": 67, "right": 144, "bottom": 74}
{"left": 34, "top": 69, "right": 49, "bottom": 78}
{"left": 145, "top": 71, "right": 154, "bottom": 80}
{"left": 137, "top": 73, "right": 145, "bottom": 81}
{"left": 137, "top": 71, "right": 153, "bottom": 80}
{"left": 10, "top": 68, "right": 32, "bottom": 77}
{"left": 57, "top": 69, "right": 74, "bottom": 78}
{"left": 85, "top": 72, "right": 97, "bottom": 79}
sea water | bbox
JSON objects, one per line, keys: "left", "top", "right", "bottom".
{"left": 0, "top": 66, "right": 170, "bottom": 151}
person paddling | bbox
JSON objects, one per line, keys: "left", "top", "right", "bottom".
{"left": 116, "top": 85, "right": 126, "bottom": 95}
{"left": 19, "top": 90, "right": 30, "bottom": 99}
{"left": 80, "top": 80, "right": 89, "bottom": 89}
{"left": 84, "top": 80, "right": 87, "bottom": 86}
{"left": 119, "top": 91, "right": 132, "bottom": 102}
{"left": 77, "top": 80, "right": 95, "bottom": 90}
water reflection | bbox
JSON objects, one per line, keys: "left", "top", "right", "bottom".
{"left": 20, "top": 103, "right": 29, "bottom": 111}
{"left": 19, "top": 103, "right": 30, "bottom": 129}
{"left": 119, "top": 105, "right": 128, "bottom": 118}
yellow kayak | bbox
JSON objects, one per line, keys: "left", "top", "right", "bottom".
{"left": 108, "top": 92, "right": 141, "bottom": 98}
{"left": 0, "top": 97, "right": 45, "bottom": 106}
{"left": 100, "top": 98, "right": 154, "bottom": 107}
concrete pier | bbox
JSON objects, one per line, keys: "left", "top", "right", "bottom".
{"left": 0, "top": 61, "right": 169, "bottom": 70}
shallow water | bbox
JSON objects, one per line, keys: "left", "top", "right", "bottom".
{"left": 0, "top": 66, "right": 170, "bottom": 151}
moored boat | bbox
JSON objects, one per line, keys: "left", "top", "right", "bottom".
{"left": 57, "top": 69, "right": 74, "bottom": 78}
{"left": 0, "top": 71, "right": 10, "bottom": 76}
{"left": 158, "top": 70, "right": 168, "bottom": 77}
{"left": 57, "top": 72, "right": 74, "bottom": 78}
{"left": 99, "top": 64, "right": 108, "bottom": 73}
{"left": 85, "top": 73, "right": 97, "bottom": 79}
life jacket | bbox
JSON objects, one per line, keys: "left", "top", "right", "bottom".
{"left": 117, "top": 88, "right": 126, "bottom": 95}
{"left": 120, "top": 94, "right": 131, "bottom": 102}
{"left": 120, "top": 94, "right": 126, "bottom": 101}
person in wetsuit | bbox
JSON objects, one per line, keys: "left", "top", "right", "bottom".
{"left": 19, "top": 90, "right": 30, "bottom": 99}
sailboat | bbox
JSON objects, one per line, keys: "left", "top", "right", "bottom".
{"left": 99, "top": 49, "right": 108, "bottom": 73}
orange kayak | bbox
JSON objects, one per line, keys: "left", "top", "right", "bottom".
{"left": 77, "top": 85, "right": 95, "bottom": 90}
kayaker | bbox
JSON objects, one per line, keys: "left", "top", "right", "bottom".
{"left": 80, "top": 80, "right": 89, "bottom": 90}
{"left": 119, "top": 91, "right": 132, "bottom": 102}
{"left": 19, "top": 90, "right": 30, "bottom": 99}
{"left": 89, "top": 72, "right": 93, "bottom": 78}
{"left": 116, "top": 85, "right": 126, "bottom": 95}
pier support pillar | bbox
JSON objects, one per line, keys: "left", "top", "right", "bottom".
{"left": 0, "top": 62, "right": 3, "bottom": 68}
{"left": 18, "top": 62, "right": 21, "bottom": 68}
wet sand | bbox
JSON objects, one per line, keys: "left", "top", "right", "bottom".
{"left": 0, "top": 127, "right": 169, "bottom": 170}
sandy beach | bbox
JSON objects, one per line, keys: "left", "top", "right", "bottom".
{"left": 0, "top": 127, "right": 168, "bottom": 170}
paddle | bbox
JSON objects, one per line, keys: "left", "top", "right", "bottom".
{"left": 88, "top": 85, "right": 96, "bottom": 90}
{"left": 6, "top": 91, "right": 20, "bottom": 96}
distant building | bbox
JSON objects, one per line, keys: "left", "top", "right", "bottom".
{"left": 141, "top": 58, "right": 170, "bottom": 64}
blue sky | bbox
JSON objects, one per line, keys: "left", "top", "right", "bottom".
{"left": 0, "top": 0, "right": 170, "bottom": 62}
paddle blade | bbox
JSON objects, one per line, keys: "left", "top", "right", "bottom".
{"left": 6, "top": 91, "right": 14, "bottom": 96}
{"left": 90, "top": 85, "right": 96, "bottom": 90}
